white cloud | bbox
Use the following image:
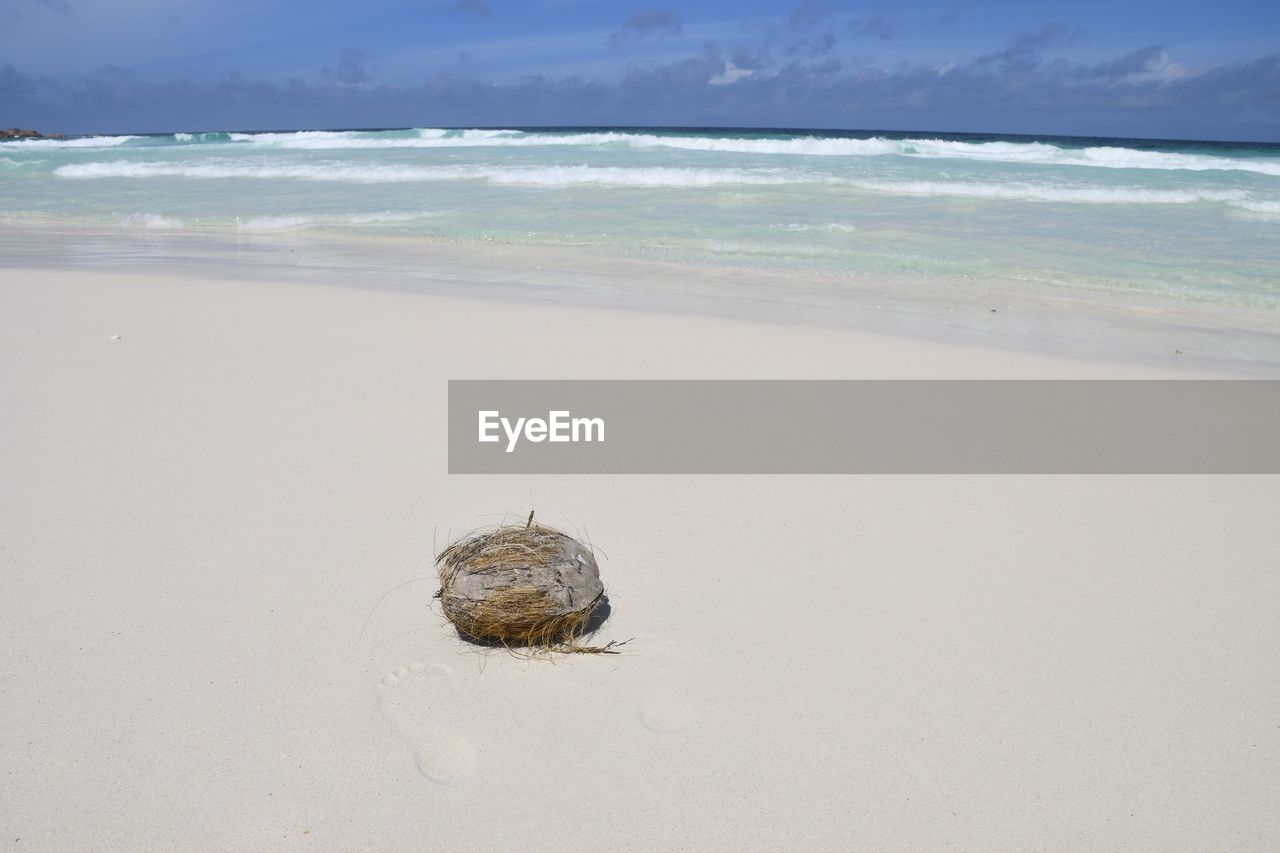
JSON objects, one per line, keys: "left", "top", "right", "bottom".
{"left": 709, "top": 60, "right": 753, "bottom": 85}
{"left": 1118, "top": 49, "right": 1189, "bottom": 85}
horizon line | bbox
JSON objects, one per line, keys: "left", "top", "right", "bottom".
{"left": 9, "top": 123, "right": 1279, "bottom": 147}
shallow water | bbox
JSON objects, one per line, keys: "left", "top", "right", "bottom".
{"left": 3, "top": 126, "right": 1278, "bottom": 370}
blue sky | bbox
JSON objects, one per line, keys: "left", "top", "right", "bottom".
{"left": 2, "top": 0, "right": 1278, "bottom": 139}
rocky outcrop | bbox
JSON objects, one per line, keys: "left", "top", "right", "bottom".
{"left": 0, "top": 128, "right": 66, "bottom": 140}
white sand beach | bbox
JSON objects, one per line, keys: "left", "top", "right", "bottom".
{"left": 2, "top": 265, "right": 1278, "bottom": 850}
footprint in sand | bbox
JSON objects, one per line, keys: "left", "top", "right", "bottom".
{"left": 638, "top": 664, "right": 702, "bottom": 734}
{"left": 639, "top": 698, "right": 699, "bottom": 733}
{"left": 625, "top": 636, "right": 707, "bottom": 734}
{"left": 376, "top": 662, "right": 478, "bottom": 784}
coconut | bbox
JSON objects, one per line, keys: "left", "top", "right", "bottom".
{"left": 435, "top": 519, "right": 613, "bottom": 653}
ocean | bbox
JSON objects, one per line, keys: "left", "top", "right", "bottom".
{"left": 2, "top": 126, "right": 1278, "bottom": 368}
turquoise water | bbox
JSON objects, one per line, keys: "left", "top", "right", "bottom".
{"left": 2, "top": 126, "right": 1278, "bottom": 310}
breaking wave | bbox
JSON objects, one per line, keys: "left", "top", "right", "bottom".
{"left": 11, "top": 128, "right": 1279, "bottom": 177}
{"left": 202, "top": 128, "right": 1280, "bottom": 176}
{"left": 173, "top": 132, "right": 235, "bottom": 143}
{"left": 0, "top": 134, "right": 140, "bottom": 148}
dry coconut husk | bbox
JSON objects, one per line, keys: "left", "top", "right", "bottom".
{"left": 436, "top": 516, "right": 616, "bottom": 653}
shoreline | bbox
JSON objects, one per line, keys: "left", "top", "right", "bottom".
{"left": 2, "top": 222, "right": 1274, "bottom": 377}
{"left": 0, "top": 265, "right": 1225, "bottom": 379}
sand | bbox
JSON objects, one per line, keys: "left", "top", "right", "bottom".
{"left": 1, "top": 266, "right": 1277, "bottom": 850}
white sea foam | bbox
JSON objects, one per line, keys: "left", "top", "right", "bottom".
{"left": 236, "top": 215, "right": 313, "bottom": 231}
{"left": 232, "top": 128, "right": 899, "bottom": 156}
{"left": 214, "top": 128, "right": 1280, "bottom": 176}
{"left": 54, "top": 160, "right": 802, "bottom": 187}
{"left": 233, "top": 211, "right": 440, "bottom": 231}
{"left": 346, "top": 210, "right": 439, "bottom": 224}
{"left": 851, "top": 179, "right": 1254, "bottom": 206}
{"left": 771, "top": 222, "right": 859, "bottom": 233}
{"left": 119, "top": 213, "right": 184, "bottom": 228}
{"left": 482, "top": 165, "right": 799, "bottom": 187}
{"left": 897, "top": 140, "right": 1280, "bottom": 176}
{"left": 0, "top": 135, "right": 140, "bottom": 148}
{"left": 1232, "top": 200, "right": 1280, "bottom": 216}
{"left": 19, "top": 127, "right": 1274, "bottom": 178}
{"left": 129, "top": 212, "right": 442, "bottom": 232}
